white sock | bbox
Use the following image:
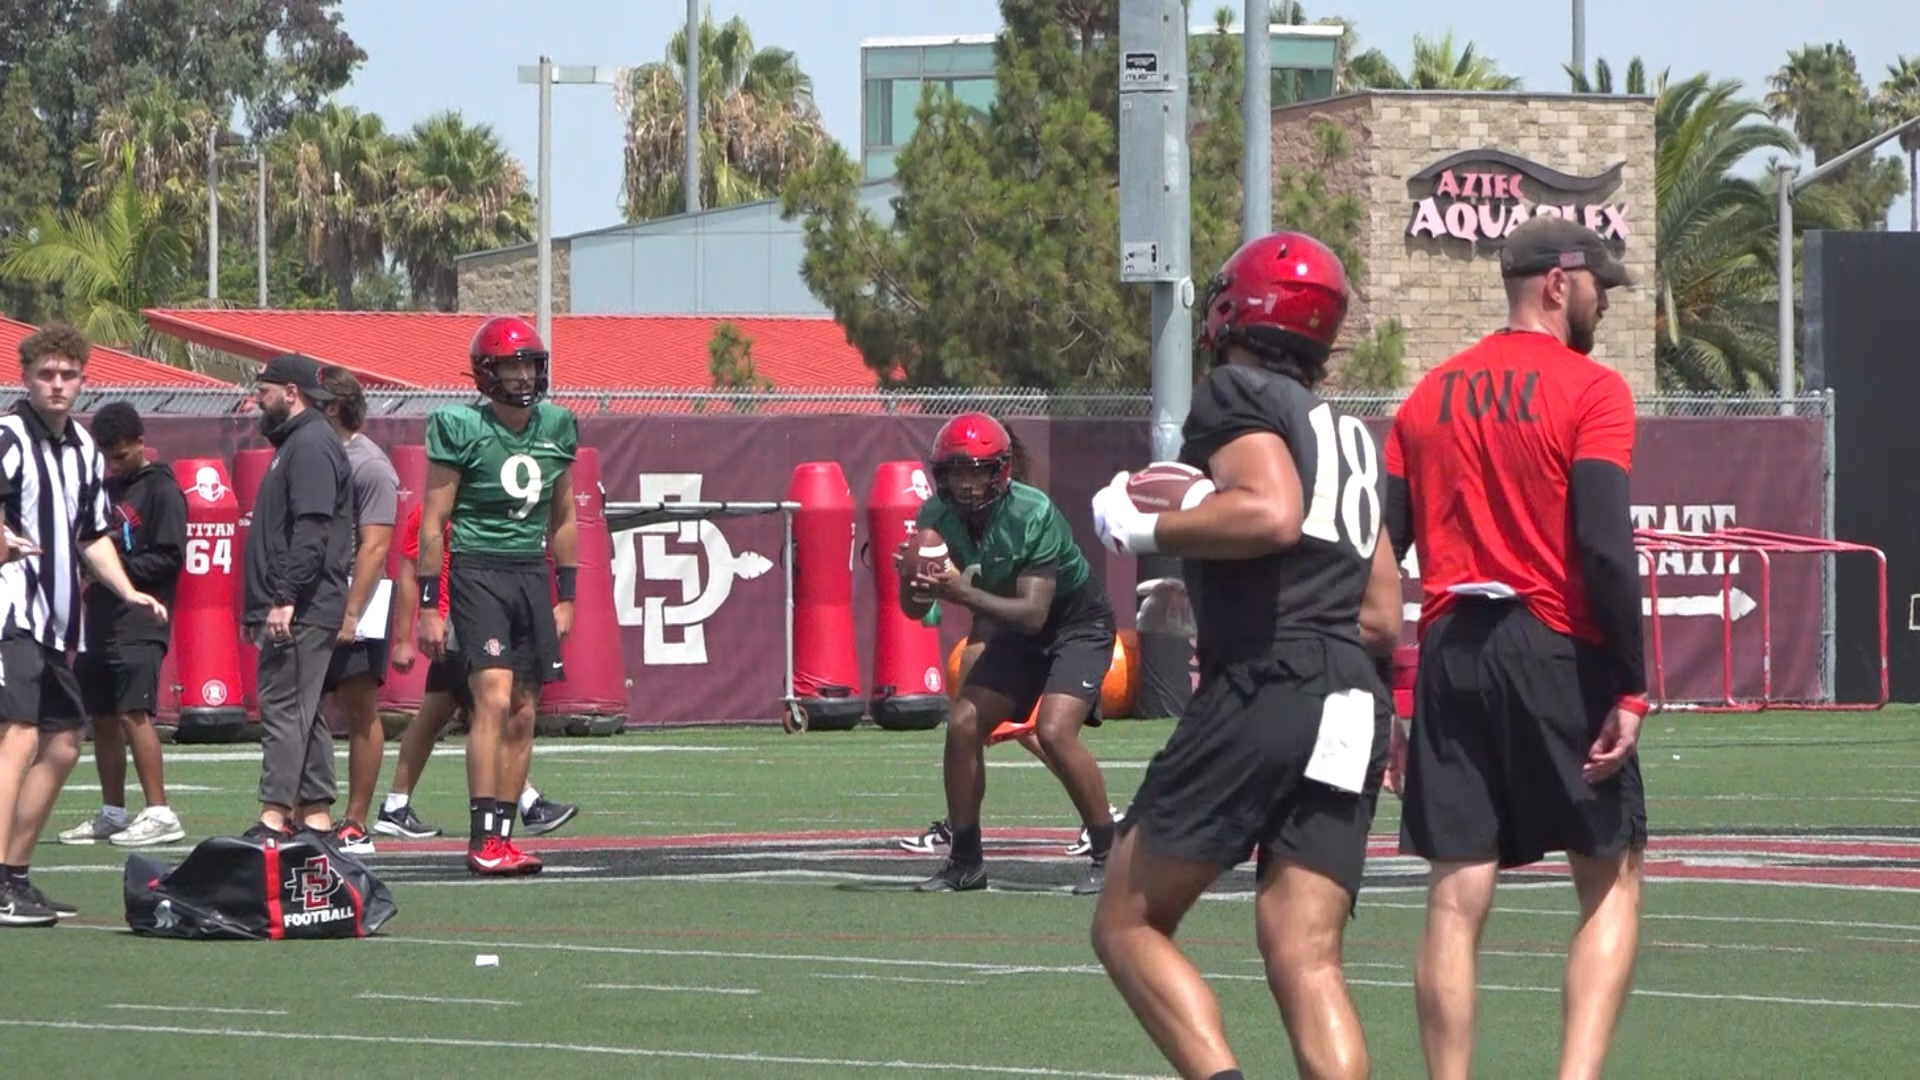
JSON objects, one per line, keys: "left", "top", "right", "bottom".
{"left": 384, "top": 793, "right": 410, "bottom": 814}
{"left": 148, "top": 805, "right": 175, "bottom": 821}
{"left": 519, "top": 787, "right": 540, "bottom": 813}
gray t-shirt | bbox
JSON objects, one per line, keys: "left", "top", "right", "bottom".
{"left": 343, "top": 433, "right": 399, "bottom": 550}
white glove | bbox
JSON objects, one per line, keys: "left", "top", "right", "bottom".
{"left": 1135, "top": 577, "right": 1195, "bottom": 636}
{"left": 1091, "top": 471, "right": 1160, "bottom": 555}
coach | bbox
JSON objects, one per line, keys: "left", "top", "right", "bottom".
{"left": 1383, "top": 215, "right": 1648, "bottom": 1080}
{"left": 242, "top": 353, "right": 354, "bottom": 839}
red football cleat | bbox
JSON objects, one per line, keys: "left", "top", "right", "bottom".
{"left": 500, "top": 839, "right": 543, "bottom": 876}
{"left": 467, "top": 836, "right": 518, "bottom": 876}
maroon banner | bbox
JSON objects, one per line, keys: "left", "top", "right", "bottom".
{"left": 134, "top": 411, "right": 1822, "bottom": 724}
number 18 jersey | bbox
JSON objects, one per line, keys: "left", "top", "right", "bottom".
{"left": 1178, "top": 363, "right": 1383, "bottom": 662}
{"left": 425, "top": 402, "right": 579, "bottom": 556}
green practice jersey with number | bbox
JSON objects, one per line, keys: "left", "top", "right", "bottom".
{"left": 915, "top": 481, "right": 1091, "bottom": 598}
{"left": 425, "top": 402, "right": 579, "bottom": 555}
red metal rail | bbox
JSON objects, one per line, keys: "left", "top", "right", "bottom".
{"left": 1633, "top": 527, "right": 1887, "bottom": 712}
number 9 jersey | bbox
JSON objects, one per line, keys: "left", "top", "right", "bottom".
{"left": 1177, "top": 363, "right": 1383, "bottom": 660}
{"left": 425, "top": 402, "right": 580, "bottom": 556}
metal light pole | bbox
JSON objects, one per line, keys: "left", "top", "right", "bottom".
{"left": 256, "top": 144, "right": 269, "bottom": 308}
{"left": 686, "top": 0, "right": 702, "bottom": 215}
{"left": 517, "top": 60, "right": 617, "bottom": 365}
{"left": 207, "top": 128, "right": 220, "bottom": 300}
{"left": 1774, "top": 113, "right": 1920, "bottom": 414}
{"left": 1571, "top": 0, "right": 1585, "bottom": 79}
{"left": 1242, "top": 0, "right": 1270, "bottom": 242}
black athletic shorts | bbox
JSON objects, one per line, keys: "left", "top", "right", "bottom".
{"left": 424, "top": 649, "right": 474, "bottom": 710}
{"left": 447, "top": 553, "right": 563, "bottom": 686}
{"left": 1398, "top": 597, "right": 1648, "bottom": 869}
{"left": 76, "top": 641, "right": 166, "bottom": 718}
{"left": 1121, "top": 636, "right": 1390, "bottom": 899}
{"left": 965, "top": 579, "right": 1114, "bottom": 725}
{"left": 323, "top": 638, "right": 390, "bottom": 693}
{"left": 0, "top": 628, "right": 87, "bottom": 733}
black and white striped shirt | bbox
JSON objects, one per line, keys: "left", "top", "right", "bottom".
{"left": 0, "top": 402, "right": 110, "bottom": 651}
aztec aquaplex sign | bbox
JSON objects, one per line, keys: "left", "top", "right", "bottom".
{"left": 1407, "top": 148, "right": 1630, "bottom": 246}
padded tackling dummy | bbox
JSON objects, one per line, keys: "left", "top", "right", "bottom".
{"left": 125, "top": 831, "right": 397, "bottom": 940}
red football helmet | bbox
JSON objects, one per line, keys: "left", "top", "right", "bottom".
{"left": 1197, "top": 232, "right": 1350, "bottom": 370}
{"left": 469, "top": 315, "right": 550, "bottom": 407}
{"left": 928, "top": 412, "right": 1013, "bottom": 513}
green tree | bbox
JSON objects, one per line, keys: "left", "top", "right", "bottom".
{"left": 0, "top": 67, "right": 59, "bottom": 321}
{"left": 706, "top": 321, "right": 774, "bottom": 412}
{"left": 618, "top": 9, "right": 829, "bottom": 222}
{"left": 1766, "top": 43, "right": 1907, "bottom": 229}
{"left": 286, "top": 102, "right": 399, "bottom": 309}
{"left": 1347, "top": 31, "right": 1521, "bottom": 91}
{"left": 1874, "top": 56, "right": 1920, "bottom": 231}
{"left": 0, "top": 150, "right": 194, "bottom": 347}
{"left": 388, "top": 111, "right": 535, "bottom": 311}
{"left": 1566, "top": 56, "right": 1651, "bottom": 95}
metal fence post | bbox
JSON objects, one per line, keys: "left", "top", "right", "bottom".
{"left": 1822, "top": 387, "right": 1837, "bottom": 703}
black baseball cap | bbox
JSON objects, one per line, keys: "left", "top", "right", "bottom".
{"left": 255, "top": 353, "right": 335, "bottom": 402}
{"left": 1499, "top": 215, "right": 1634, "bottom": 288}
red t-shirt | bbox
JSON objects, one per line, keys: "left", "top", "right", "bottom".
{"left": 399, "top": 502, "right": 452, "bottom": 619}
{"left": 1385, "top": 330, "right": 1635, "bottom": 644}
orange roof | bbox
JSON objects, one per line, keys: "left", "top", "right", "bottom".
{"left": 0, "top": 317, "right": 231, "bottom": 388}
{"left": 140, "top": 309, "right": 881, "bottom": 391}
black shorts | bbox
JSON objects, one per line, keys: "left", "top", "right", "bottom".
{"left": 1399, "top": 598, "right": 1648, "bottom": 869}
{"left": 0, "top": 629, "right": 87, "bottom": 732}
{"left": 76, "top": 641, "right": 166, "bottom": 718}
{"left": 424, "top": 650, "right": 474, "bottom": 710}
{"left": 448, "top": 554, "right": 563, "bottom": 686}
{"left": 324, "top": 638, "right": 390, "bottom": 693}
{"left": 1121, "top": 637, "right": 1390, "bottom": 898}
{"left": 965, "top": 582, "right": 1114, "bottom": 724}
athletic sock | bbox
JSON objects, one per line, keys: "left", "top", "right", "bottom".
{"left": 951, "top": 824, "right": 983, "bottom": 865}
{"left": 469, "top": 800, "right": 495, "bottom": 847}
{"left": 384, "top": 793, "right": 410, "bottom": 814}
{"left": 1087, "top": 821, "right": 1116, "bottom": 860}
{"left": 519, "top": 786, "right": 540, "bottom": 813}
{"left": 496, "top": 800, "right": 518, "bottom": 840}
{"left": 1, "top": 864, "right": 24, "bottom": 885}
{"left": 101, "top": 805, "right": 129, "bottom": 824}
{"left": 1206, "top": 1071, "right": 1244, "bottom": 1080}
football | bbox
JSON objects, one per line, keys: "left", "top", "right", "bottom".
{"left": 1125, "top": 461, "right": 1213, "bottom": 513}
{"left": 910, "top": 526, "right": 956, "bottom": 582}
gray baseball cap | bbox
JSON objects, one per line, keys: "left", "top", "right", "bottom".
{"left": 1499, "top": 215, "right": 1634, "bottom": 288}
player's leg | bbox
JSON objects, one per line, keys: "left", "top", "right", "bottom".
{"left": 914, "top": 669, "right": 1022, "bottom": 892}
{"left": 0, "top": 634, "right": 55, "bottom": 925}
{"left": 59, "top": 651, "right": 128, "bottom": 844}
{"left": 290, "top": 623, "right": 340, "bottom": 832}
{"left": 327, "top": 640, "right": 388, "bottom": 853}
{"left": 378, "top": 652, "right": 468, "bottom": 839}
{"left": 106, "top": 644, "right": 184, "bottom": 846}
{"left": 499, "top": 682, "right": 538, "bottom": 833}
{"left": 449, "top": 560, "right": 525, "bottom": 871}
{"left": 5, "top": 646, "right": 90, "bottom": 919}
{"left": 493, "top": 566, "right": 563, "bottom": 856}
{"left": 1031, "top": 617, "right": 1119, "bottom": 889}
{"left": 1254, "top": 858, "right": 1371, "bottom": 1080}
{"left": 1401, "top": 603, "right": 1510, "bottom": 1080}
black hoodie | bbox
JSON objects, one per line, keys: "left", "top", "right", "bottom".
{"left": 85, "top": 460, "right": 187, "bottom": 648}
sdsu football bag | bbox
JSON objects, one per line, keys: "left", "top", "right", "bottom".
{"left": 124, "top": 831, "right": 398, "bottom": 940}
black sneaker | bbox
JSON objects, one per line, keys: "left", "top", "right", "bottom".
{"left": 1072, "top": 854, "right": 1107, "bottom": 896}
{"left": 897, "top": 819, "right": 952, "bottom": 855}
{"left": 0, "top": 880, "right": 57, "bottom": 927}
{"left": 913, "top": 858, "right": 987, "bottom": 893}
{"left": 17, "top": 881, "right": 77, "bottom": 918}
{"left": 242, "top": 821, "right": 292, "bottom": 843}
{"left": 374, "top": 805, "right": 443, "bottom": 840}
{"left": 521, "top": 797, "right": 578, "bottom": 837}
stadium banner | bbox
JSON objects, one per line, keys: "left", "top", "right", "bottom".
{"left": 139, "top": 412, "right": 1821, "bottom": 723}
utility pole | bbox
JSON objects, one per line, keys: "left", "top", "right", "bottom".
{"left": 1242, "top": 0, "right": 1270, "bottom": 242}
{"left": 518, "top": 60, "right": 617, "bottom": 366}
{"left": 256, "top": 143, "right": 269, "bottom": 308}
{"left": 207, "top": 127, "right": 220, "bottom": 300}
{"left": 1572, "top": 0, "right": 1586, "bottom": 81}
{"left": 686, "top": 0, "right": 702, "bottom": 215}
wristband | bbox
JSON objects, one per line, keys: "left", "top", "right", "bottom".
{"left": 419, "top": 577, "right": 438, "bottom": 609}
{"left": 554, "top": 566, "right": 578, "bottom": 602}
{"left": 1121, "top": 512, "right": 1161, "bottom": 555}
{"left": 1616, "top": 694, "right": 1649, "bottom": 718}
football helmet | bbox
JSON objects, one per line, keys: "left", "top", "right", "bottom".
{"left": 1197, "top": 231, "right": 1350, "bottom": 368}
{"left": 928, "top": 412, "right": 1013, "bottom": 513}
{"left": 470, "top": 315, "right": 550, "bottom": 407}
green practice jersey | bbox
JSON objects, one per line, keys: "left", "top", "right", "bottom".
{"left": 915, "top": 481, "right": 1090, "bottom": 598}
{"left": 425, "top": 402, "right": 579, "bottom": 555}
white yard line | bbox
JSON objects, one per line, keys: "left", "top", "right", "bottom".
{"left": 355, "top": 993, "right": 518, "bottom": 1007}
{"left": 587, "top": 983, "right": 759, "bottom": 996}
{"left": 105, "top": 1004, "right": 287, "bottom": 1017}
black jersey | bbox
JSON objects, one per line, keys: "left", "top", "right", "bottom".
{"left": 1177, "top": 363, "right": 1385, "bottom": 664}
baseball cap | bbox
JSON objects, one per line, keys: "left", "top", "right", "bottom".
{"left": 1499, "top": 215, "right": 1634, "bottom": 288}
{"left": 255, "top": 353, "right": 335, "bottom": 402}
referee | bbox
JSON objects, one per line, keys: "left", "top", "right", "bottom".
{"left": 1384, "top": 216, "right": 1647, "bottom": 1080}
{"left": 0, "top": 324, "right": 168, "bottom": 928}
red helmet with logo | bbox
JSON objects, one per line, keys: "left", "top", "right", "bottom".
{"left": 1197, "top": 231, "right": 1350, "bottom": 374}
{"left": 928, "top": 412, "right": 1013, "bottom": 513}
{"left": 469, "top": 315, "right": 550, "bottom": 407}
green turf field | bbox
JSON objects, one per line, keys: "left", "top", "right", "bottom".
{"left": 4, "top": 707, "right": 1918, "bottom": 1078}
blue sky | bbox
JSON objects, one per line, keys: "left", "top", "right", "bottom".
{"left": 335, "top": 0, "right": 1919, "bottom": 237}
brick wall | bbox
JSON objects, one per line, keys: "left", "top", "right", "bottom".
{"left": 1270, "top": 91, "right": 1657, "bottom": 394}
{"left": 456, "top": 241, "right": 571, "bottom": 315}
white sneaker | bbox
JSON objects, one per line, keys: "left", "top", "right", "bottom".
{"left": 1066, "top": 805, "right": 1125, "bottom": 857}
{"left": 108, "top": 808, "right": 186, "bottom": 847}
{"left": 58, "top": 810, "right": 128, "bottom": 845}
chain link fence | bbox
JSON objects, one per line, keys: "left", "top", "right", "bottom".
{"left": 0, "top": 385, "right": 1838, "bottom": 419}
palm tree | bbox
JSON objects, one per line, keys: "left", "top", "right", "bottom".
{"left": 388, "top": 111, "right": 535, "bottom": 311}
{"left": 74, "top": 80, "right": 214, "bottom": 221}
{"left": 285, "top": 103, "right": 399, "bottom": 309}
{"left": 1766, "top": 43, "right": 1906, "bottom": 230}
{"left": 1874, "top": 56, "right": 1920, "bottom": 230}
{"left": 616, "top": 9, "right": 830, "bottom": 222}
{"left": 0, "top": 150, "right": 194, "bottom": 348}
{"left": 1348, "top": 31, "right": 1521, "bottom": 91}
{"left": 1567, "top": 56, "right": 1651, "bottom": 95}
{"left": 1652, "top": 74, "right": 1850, "bottom": 392}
